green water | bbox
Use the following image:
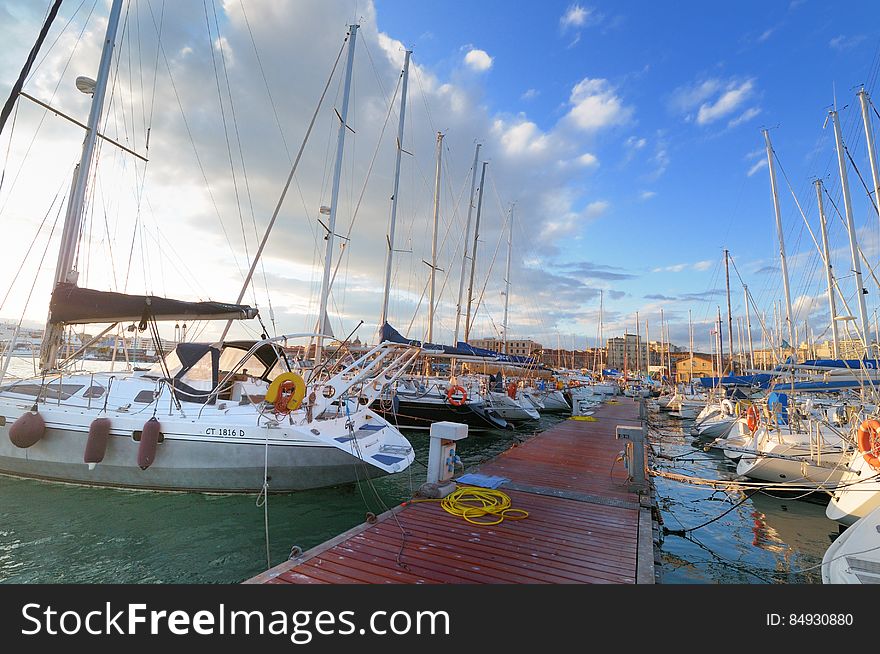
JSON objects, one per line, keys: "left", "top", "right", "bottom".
{"left": 0, "top": 419, "right": 549, "bottom": 584}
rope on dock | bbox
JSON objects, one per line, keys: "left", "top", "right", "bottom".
{"left": 411, "top": 486, "right": 529, "bottom": 526}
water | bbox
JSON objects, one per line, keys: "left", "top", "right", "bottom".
{"left": 651, "top": 412, "right": 837, "bottom": 584}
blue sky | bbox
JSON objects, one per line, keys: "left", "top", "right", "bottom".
{"left": 1, "top": 1, "right": 879, "bottom": 352}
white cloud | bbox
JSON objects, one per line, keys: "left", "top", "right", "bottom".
{"left": 696, "top": 79, "right": 755, "bottom": 125}
{"left": 747, "top": 158, "right": 769, "bottom": 177}
{"left": 728, "top": 106, "right": 761, "bottom": 128}
{"left": 577, "top": 152, "right": 599, "bottom": 167}
{"left": 829, "top": 34, "right": 866, "bottom": 51}
{"left": 626, "top": 136, "right": 647, "bottom": 149}
{"left": 638, "top": 190, "right": 656, "bottom": 200}
{"left": 463, "top": 48, "right": 493, "bottom": 72}
{"left": 521, "top": 88, "right": 539, "bottom": 101}
{"left": 758, "top": 28, "right": 775, "bottom": 42}
{"left": 560, "top": 4, "right": 591, "bottom": 29}
{"left": 670, "top": 78, "right": 723, "bottom": 114}
{"left": 692, "top": 260, "right": 713, "bottom": 271}
{"left": 491, "top": 117, "right": 550, "bottom": 157}
{"left": 566, "top": 78, "right": 633, "bottom": 131}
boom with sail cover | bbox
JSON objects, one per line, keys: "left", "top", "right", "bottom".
{"left": 48, "top": 283, "right": 258, "bottom": 325}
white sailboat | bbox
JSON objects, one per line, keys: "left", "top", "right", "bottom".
{"left": 0, "top": 13, "right": 417, "bottom": 491}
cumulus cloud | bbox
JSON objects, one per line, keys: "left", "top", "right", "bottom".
{"left": 560, "top": 4, "right": 592, "bottom": 29}
{"left": 463, "top": 47, "right": 493, "bottom": 71}
{"left": 829, "top": 34, "right": 866, "bottom": 51}
{"left": 671, "top": 77, "right": 758, "bottom": 127}
{"left": 728, "top": 106, "right": 761, "bottom": 128}
{"left": 566, "top": 78, "right": 633, "bottom": 131}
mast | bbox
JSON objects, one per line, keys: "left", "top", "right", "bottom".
{"left": 858, "top": 88, "right": 880, "bottom": 231}
{"left": 599, "top": 290, "right": 604, "bottom": 369}
{"left": 464, "top": 161, "right": 488, "bottom": 342}
{"left": 688, "top": 309, "right": 694, "bottom": 384}
{"left": 379, "top": 49, "right": 412, "bottom": 330}
{"left": 716, "top": 306, "right": 723, "bottom": 379}
{"left": 41, "top": 0, "right": 125, "bottom": 371}
{"left": 815, "top": 179, "right": 840, "bottom": 358}
{"left": 501, "top": 204, "right": 514, "bottom": 355}
{"left": 426, "top": 131, "right": 443, "bottom": 344}
{"left": 644, "top": 318, "right": 650, "bottom": 375}
{"left": 315, "top": 24, "right": 359, "bottom": 367}
{"left": 454, "top": 143, "right": 481, "bottom": 344}
{"left": 830, "top": 108, "right": 871, "bottom": 354}
{"left": 762, "top": 129, "right": 796, "bottom": 358}
{"left": 634, "top": 311, "right": 641, "bottom": 375}
{"left": 724, "top": 249, "right": 734, "bottom": 373}
{"left": 743, "top": 285, "right": 755, "bottom": 369}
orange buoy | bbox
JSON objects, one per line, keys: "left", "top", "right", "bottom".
{"left": 84, "top": 417, "right": 112, "bottom": 468}
{"left": 9, "top": 411, "right": 45, "bottom": 448}
{"left": 507, "top": 382, "right": 518, "bottom": 399}
{"left": 746, "top": 405, "right": 760, "bottom": 433}
{"left": 856, "top": 419, "right": 880, "bottom": 471}
{"left": 137, "top": 417, "right": 162, "bottom": 470}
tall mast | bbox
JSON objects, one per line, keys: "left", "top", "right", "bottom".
{"left": 454, "top": 143, "right": 481, "bottom": 344}
{"left": 830, "top": 108, "right": 871, "bottom": 354}
{"left": 659, "top": 308, "right": 666, "bottom": 380}
{"left": 426, "top": 131, "right": 443, "bottom": 344}
{"left": 379, "top": 49, "right": 412, "bottom": 330}
{"left": 41, "top": 0, "right": 125, "bottom": 371}
{"left": 688, "top": 309, "right": 693, "bottom": 384}
{"left": 501, "top": 204, "right": 513, "bottom": 355}
{"left": 464, "top": 161, "right": 488, "bottom": 342}
{"left": 724, "top": 249, "right": 734, "bottom": 373}
{"left": 716, "top": 306, "right": 723, "bottom": 379}
{"left": 315, "top": 24, "right": 358, "bottom": 367}
{"left": 644, "top": 318, "right": 650, "bottom": 375}
{"left": 858, "top": 88, "right": 880, "bottom": 231}
{"left": 762, "top": 129, "right": 796, "bottom": 358}
{"left": 743, "top": 285, "right": 755, "bottom": 369}
{"left": 634, "top": 311, "right": 641, "bottom": 375}
{"left": 814, "top": 179, "right": 840, "bottom": 358}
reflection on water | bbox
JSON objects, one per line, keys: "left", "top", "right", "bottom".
{"left": 651, "top": 412, "right": 836, "bottom": 584}
{"left": 0, "top": 401, "right": 560, "bottom": 584}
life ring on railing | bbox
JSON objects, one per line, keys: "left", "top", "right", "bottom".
{"left": 446, "top": 385, "right": 467, "bottom": 406}
{"left": 265, "top": 372, "right": 307, "bottom": 414}
{"left": 570, "top": 380, "right": 581, "bottom": 388}
{"left": 507, "top": 382, "right": 518, "bottom": 399}
{"left": 856, "top": 419, "right": 880, "bottom": 471}
{"left": 746, "top": 405, "right": 761, "bottom": 433}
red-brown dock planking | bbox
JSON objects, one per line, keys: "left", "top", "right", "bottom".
{"left": 245, "top": 399, "right": 656, "bottom": 584}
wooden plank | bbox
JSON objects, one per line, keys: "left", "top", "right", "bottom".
{"left": 636, "top": 506, "right": 656, "bottom": 585}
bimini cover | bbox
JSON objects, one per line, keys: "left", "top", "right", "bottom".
{"left": 49, "top": 283, "right": 258, "bottom": 325}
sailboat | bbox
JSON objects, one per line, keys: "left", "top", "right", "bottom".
{"left": 0, "top": 11, "right": 417, "bottom": 491}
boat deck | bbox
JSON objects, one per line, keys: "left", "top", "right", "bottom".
{"left": 245, "top": 400, "right": 655, "bottom": 584}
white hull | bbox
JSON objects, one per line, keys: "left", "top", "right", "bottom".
{"left": 826, "top": 452, "right": 880, "bottom": 526}
{"left": 736, "top": 434, "right": 850, "bottom": 489}
{"left": 487, "top": 392, "right": 540, "bottom": 422}
{"left": 822, "top": 505, "right": 880, "bottom": 583}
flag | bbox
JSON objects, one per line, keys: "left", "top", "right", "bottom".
{"left": 781, "top": 339, "right": 791, "bottom": 349}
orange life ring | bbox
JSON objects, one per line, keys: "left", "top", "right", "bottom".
{"left": 507, "top": 382, "right": 518, "bottom": 399}
{"left": 446, "top": 385, "right": 467, "bottom": 406}
{"left": 570, "top": 380, "right": 581, "bottom": 388}
{"left": 857, "top": 419, "right": 880, "bottom": 471}
{"left": 746, "top": 405, "right": 760, "bottom": 432}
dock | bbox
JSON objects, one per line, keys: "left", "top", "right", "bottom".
{"left": 245, "top": 399, "right": 656, "bottom": 584}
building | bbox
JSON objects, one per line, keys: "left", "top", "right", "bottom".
{"left": 605, "top": 333, "right": 644, "bottom": 371}
{"left": 539, "top": 347, "right": 603, "bottom": 369}
{"left": 674, "top": 353, "right": 716, "bottom": 383}
{"left": 468, "top": 337, "right": 542, "bottom": 358}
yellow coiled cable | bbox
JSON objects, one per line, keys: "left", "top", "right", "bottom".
{"left": 414, "top": 486, "right": 529, "bottom": 526}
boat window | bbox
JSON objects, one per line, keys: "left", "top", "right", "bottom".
{"left": 134, "top": 390, "right": 156, "bottom": 403}
{"left": 179, "top": 351, "right": 215, "bottom": 391}
{"left": 0, "top": 383, "right": 85, "bottom": 401}
{"left": 218, "top": 348, "right": 268, "bottom": 379}
{"left": 149, "top": 349, "right": 183, "bottom": 378}
{"left": 82, "top": 385, "right": 106, "bottom": 398}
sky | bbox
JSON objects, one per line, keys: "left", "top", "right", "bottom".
{"left": 1, "top": 0, "right": 880, "bottom": 355}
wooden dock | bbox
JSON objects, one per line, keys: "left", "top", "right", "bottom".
{"left": 245, "top": 399, "right": 656, "bottom": 584}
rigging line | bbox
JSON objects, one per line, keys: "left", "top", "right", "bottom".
{"left": 203, "top": 0, "right": 251, "bottom": 275}
{"left": 822, "top": 186, "right": 880, "bottom": 294}
{"left": 144, "top": 0, "right": 247, "bottom": 285}
{"left": 24, "top": 0, "right": 90, "bottom": 86}
{"left": 0, "top": 172, "right": 70, "bottom": 313}
{"left": 0, "top": 0, "right": 98, "bottom": 219}
{"left": 472, "top": 209, "right": 511, "bottom": 332}
{"left": 0, "top": 0, "right": 64, "bottom": 137}
{"left": 210, "top": 0, "right": 270, "bottom": 319}
{"left": 843, "top": 142, "right": 879, "bottom": 214}
{"left": 0, "top": 100, "right": 20, "bottom": 196}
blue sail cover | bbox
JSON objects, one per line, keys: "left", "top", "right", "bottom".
{"left": 802, "top": 359, "right": 880, "bottom": 369}
{"left": 694, "top": 374, "right": 775, "bottom": 389}
{"left": 380, "top": 323, "right": 474, "bottom": 357}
